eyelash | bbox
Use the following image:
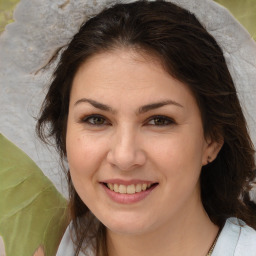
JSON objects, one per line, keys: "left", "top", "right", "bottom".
{"left": 81, "top": 114, "right": 110, "bottom": 126}
{"left": 81, "top": 114, "right": 175, "bottom": 127}
{"left": 147, "top": 115, "right": 175, "bottom": 126}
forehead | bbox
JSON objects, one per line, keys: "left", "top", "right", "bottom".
{"left": 70, "top": 49, "right": 197, "bottom": 112}
{"left": 74, "top": 49, "right": 164, "bottom": 87}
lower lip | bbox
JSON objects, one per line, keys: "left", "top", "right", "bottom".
{"left": 101, "top": 183, "right": 158, "bottom": 204}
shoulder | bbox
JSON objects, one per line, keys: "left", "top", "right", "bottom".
{"left": 56, "top": 223, "right": 78, "bottom": 256}
{"left": 212, "top": 217, "right": 256, "bottom": 256}
{"left": 234, "top": 218, "right": 256, "bottom": 255}
{"left": 56, "top": 222, "right": 95, "bottom": 256}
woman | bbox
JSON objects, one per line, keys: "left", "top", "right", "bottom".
{"left": 36, "top": 0, "right": 256, "bottom": 255}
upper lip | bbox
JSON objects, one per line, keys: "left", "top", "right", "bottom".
{"left": 101, "top": 179, "right": 158, "bottom": 186}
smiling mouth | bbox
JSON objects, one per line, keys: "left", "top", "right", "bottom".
{"left": 103, "top": 182, "right": 158, "bottom": 194}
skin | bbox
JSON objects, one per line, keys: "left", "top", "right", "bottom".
{"left": 0, "top": 236, "right": 6, "bottom": 256}
{"left": 66, "top": 48, "right": 222, "bottom": 256}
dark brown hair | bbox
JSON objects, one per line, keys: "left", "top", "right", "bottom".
{"left": 36, "top": 1, "right": 256, "bottom": 255}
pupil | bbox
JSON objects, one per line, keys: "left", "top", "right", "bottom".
{"left": 94, "top": 117, "right": 103, "bottom": 124}
{"left": 155, "top": 118, "right": 164, "bottom": 125}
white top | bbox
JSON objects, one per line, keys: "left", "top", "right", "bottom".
{"left": 212, "top": 218, "right": 256, "bottom": 256}
{"left": 57, "top": 217, "right": 256, "bottom": 255}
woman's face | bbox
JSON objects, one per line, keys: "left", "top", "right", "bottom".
{"left": 66, "top": 49, "right": 217, "bottom": 235}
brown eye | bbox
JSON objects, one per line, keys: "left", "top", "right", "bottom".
{"left": 82, "top": 115, "right": 108, "bottom": 126}
{"left": 147, "top": 116, "right": 175, "bottom": 126}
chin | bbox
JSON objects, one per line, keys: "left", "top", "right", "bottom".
{"left": 101, "top": 215, "right": 154, "bottom": 235}
{"left": 107, "top": 225, "right": 149, "bottom": 235}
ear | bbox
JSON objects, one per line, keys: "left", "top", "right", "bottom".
{"left": 202, "top": 137, "right": 224, "bottom": 166}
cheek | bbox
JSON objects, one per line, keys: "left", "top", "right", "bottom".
{"left": 149, "top": 130, "right": 205, "bottom": 189}
{"left": 66, "top": 134, "right": 104, "bottom": 201}
{"left": 151, "top": 134, "right": 203, "bottom": 166}
{"left": 66, "top": 133, "right": 102, "bottom": 176}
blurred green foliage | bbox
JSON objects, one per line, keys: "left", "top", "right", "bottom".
{"left": 0, "top": 0, "right": 19, "bottom": 33}
{"left": 0, "top": 0, "right": 255, "bottom": 39}
{"left": 215, "top": 0, "right": 256, "bottom": 39}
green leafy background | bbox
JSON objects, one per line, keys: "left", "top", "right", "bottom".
{"left": 0, "top": 0, "right": 19, "bottom": 34}
{"left": 0, "top": 0, "right": 256, "bottom": 39}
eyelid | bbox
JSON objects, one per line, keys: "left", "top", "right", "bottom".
{"left": 80, "top": 114, "right": 175, "bottom": 127}
{"left": 145, "top": 115, "right": 176, "bottom": 126}
{"left": 81, "top": 114, "right": 110, "bottom": 126}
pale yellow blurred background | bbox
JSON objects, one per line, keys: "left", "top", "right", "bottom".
{"left": 0, "top": 0, "right": 255, "bottom": 39}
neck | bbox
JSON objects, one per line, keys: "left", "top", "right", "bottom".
{"left": 106, "top": 199, "right": 219, "bottom": 256}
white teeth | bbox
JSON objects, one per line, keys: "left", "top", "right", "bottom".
{"left": 119, "top": 184, "right": 127, "bottom": 194}
{"left": 127, "top": 184, "right": 136, "bottom": 194}
{"left": 108, "top": 183, "right": 114, "bottom": 190}
{"left": 142, "top": 183, "right": 147, "bottom": 191}
{"left": 135, "top": 184, "right": 142, "bottom": 193}
{"left": 114, "top": 184, "right": 119, "bottom": 192}
{"left": 106, "top": 183, "right": 154, "bottom": 194}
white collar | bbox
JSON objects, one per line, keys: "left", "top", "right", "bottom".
{"left": 212, "top": 217, "right": 256, "bottom": 256}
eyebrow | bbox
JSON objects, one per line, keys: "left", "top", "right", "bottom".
{"left": 74, "top": 98, "right": 116, "bottom": 113}
{"left": 138, "top": 100, "right": 183, "bottom": 114}
{"left": 74, "top": 98, "right": 183, "bottom": 114}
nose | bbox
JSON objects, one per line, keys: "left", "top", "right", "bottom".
{"left": 107, "top": 125, "right": 146, "bottom": 171}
